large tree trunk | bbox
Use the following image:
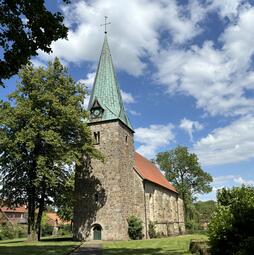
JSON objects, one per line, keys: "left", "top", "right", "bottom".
{"left": 27, "top": 161, "right": 38, "bottom": 242}
{"left": 36, "top": 182, "right": 46, "bottom": 241}
{"left": 27, "top": 190, "right": 37, "bottom": 241}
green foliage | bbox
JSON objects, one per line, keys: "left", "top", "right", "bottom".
{"left": 0, "top": 224, "right": 15, "bottom": 240}
{"left": 186, "top": 200, "right": 217, "bottom": 232}
{"left": 0, "top": 224, "right": 27, "bottom": 240}
{"left": 155, "top": 146, "right": 213, "bottom": 221}
{"left": 127, "top": 215, "right": 143, "bottom": 240}
{"left": 58, "top": 224, "right": 72, "bottom": 236}
{"left": 0, "top": 0, "right": 70, "bottom": 86}
{"left": 194, "top": 200, "right": 216, "bottom": 224}
{"left": 148, "top": 221, "right": 156, "bottom": 239}
{"left": 41, "top": 224, "right": 53, "bottom": 237}
{"left": 55, "top": 173, "right": 75, "bottom": 222}
{"left": 208, "top": 186, "right": 254, "bottom": 255}
{"left": 185, "top": 219, "right": 200, "bottom": 232}
{"left": 41, "top": 224, "right": 72, "bottom": 237}
{"left": 0, "top": 59, "right": 99, "bottom": 240}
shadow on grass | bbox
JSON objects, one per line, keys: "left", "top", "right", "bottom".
{"left": 0, "top": 245, "right": 76, "bottom": 255}
{"left": 0, "top": 240, "right": 25, "bottom": 244}
{"left": 104, "top": 248, "right": 190, "bottom": 255}
{"left": 41, "top": 236, "right": 74, "bottom": 242}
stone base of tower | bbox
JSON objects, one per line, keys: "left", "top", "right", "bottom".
{"left": 73, "top": 120, "right": 136, "bottom": 241}
{"left": 73, "top": 220, "right": 130, "bottom": 241}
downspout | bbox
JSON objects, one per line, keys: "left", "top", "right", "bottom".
{"left": 143, "top": 181, "right": 148, "bottom": 239}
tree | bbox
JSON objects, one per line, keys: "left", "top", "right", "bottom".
{"left": 193, "top": 200, "right": 216, "bottom": 229}
{"left": 208, "top": 186, "right": 254, "bottom": 255}
{"left": 0, "top": 58, "right": 99, "bottom": 241}
{"left": 155, "top": 146, "right": 213, "bottom": 221}
{"left": 54, "top": 172, "right": 75, "bottom": 223}
{"left": 0, "top": 0, "right": 70, "bottom": 86}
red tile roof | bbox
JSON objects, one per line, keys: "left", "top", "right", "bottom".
{"left": 1, "top": 206, "right": 28, "bottom": 213}
{"left": 46, "top": 212, "right": 70, "bottom": 225}
{"left": 134, "top": 152, "right": 177, "bottom": 193}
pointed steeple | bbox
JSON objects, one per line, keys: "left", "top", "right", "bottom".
{"left": 88, "top": 35, "right": 133, "bottom": 132}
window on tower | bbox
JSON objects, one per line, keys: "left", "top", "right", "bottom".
{"left": 94, "top": 131, "right": 100, "bottom": 144}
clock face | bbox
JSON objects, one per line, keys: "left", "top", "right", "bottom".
{"left": 92, "top": 108, "right": 101, "bottom": 118}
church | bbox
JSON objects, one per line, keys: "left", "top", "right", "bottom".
{"left": 73, "top": 33, "right": 185, "bottom": 241}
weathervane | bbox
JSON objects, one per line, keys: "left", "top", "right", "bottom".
{"left": 100, "top": 16, "right": 111, "bottom": 34}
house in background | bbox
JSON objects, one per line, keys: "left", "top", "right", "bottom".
{"left": 0, "top": 206, "right": 28, "bottom": 224}
{"left": 0, "top": 206, "right": 68, "bottom": 228}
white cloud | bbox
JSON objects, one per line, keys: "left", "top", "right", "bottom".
{"left": 33, "top": 0, "right": 254, "bottom": 119}
{"left": 121, "top": 90, "right": 135, "bottom": 104}
{"left": 35, "top": 0, "right": 213, "bottom": 76}
{"left": 160, "top": 0, "right": 207, "bottom": 44}
{"left": 129, "top": 110, "right": 141, "bottom": 116}
{"left": 213, "top": 175, "right": 254, "bottom": 189}
{"left": 155, "top": 6, "right": 254, "bottom": 117}
{"left": 78, "top": 72, "right": 96, "bottom": 109}
{"left": 135, "top": 124, "right": 174, "bottom": 159}
{"left": 30, "top": 58, "right": 47, "bottom": 68}
{"left": 234, "top": 176, "right": 254, "bottom": 185}
{"left": 193, "top": 115, "right": 254, "bottom": 165}
{"left": 179, "top": 118, "right": 203, "bottom": 141}
{"left": 82, "top": 96, "right": 90, "bottom": 110}
{"left": 78, "top": 72, "right": 96, "bottom": 91}
{"left": 37, "top": 0, "right": 161, "bottom": 76}
{"left": 209, "top": 0, "right": 246, "bottom": 19}
{"left": 197, "top": 173, "right": 254, "bottom": 201}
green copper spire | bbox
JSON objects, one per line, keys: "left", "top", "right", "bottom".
{"left": 88, "top": 35, "right": 133, "bottom": 131}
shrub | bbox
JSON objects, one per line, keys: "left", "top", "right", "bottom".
{"left": 208, "top": 186, "right": 254, "bottom": 255}
{"left": 41, "top": 224, "right": 54, "bottom": 237}
{"left": 148, "top": 221, "right": 157, "bottom": 238}
{"left": 15, "top": 224, "right": 27, "bottom": 238}
{"left": 186, "top": 219, "right": 199, "bottom": 231}
{"left": 127, "top": 215, "right": 143, "bottom": 240}
{"left": 0, "top": 224, "right": 27, "bottom": 240}
{"left": 0, "top": 224, "right": 15, "bottom": 240}
{"left": 57, "top": 224, "right": 72, "bottom": 236}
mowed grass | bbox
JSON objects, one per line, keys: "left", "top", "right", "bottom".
{"left": 103, "top": 234, "right": 208, "bottom": 255}
{"left": 0, "top": 236, "right": 81, "bottom": 255}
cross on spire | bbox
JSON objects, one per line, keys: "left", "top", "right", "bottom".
{"left": 100, "top": 16, "right": 111, "bottom": 34}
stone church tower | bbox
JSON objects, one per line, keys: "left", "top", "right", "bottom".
{"left": 73, "top": 34, "right": 185, "bottom": 241}
{"left": 73, "top": 34, "right": 136, "bottom": 240}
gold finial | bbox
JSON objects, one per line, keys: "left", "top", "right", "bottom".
{"left": 100, "top": 16, "right": 111, "bottom": 34}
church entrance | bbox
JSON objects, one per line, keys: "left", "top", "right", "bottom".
{"left": 93, "top": 224, "right": 102, "bottom": 240}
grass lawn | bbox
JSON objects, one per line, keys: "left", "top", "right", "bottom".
{"left": 0, "top": 236, "right": 81, "bottom": 255}
{"left": 103, "top": 234, "right": 208, "bottom": 255}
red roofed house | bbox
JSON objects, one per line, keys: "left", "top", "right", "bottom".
{"left": 0, "top": 207, "right": 68, "bottom": 230}
{"left": 0, "top": 206, "right": 28, "bottom": 224}
{"left": 73, "top": 34, "right": 185, "bottom": 241}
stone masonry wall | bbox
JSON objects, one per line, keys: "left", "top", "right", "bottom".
{"left": 132, "top": 171, "right": 147, "bottom": 237}
{"left": 144, "top": 181, "right": 185, "bottom": 237}
{"left": 73, "top": 120, "right": 136, "bottom": 240}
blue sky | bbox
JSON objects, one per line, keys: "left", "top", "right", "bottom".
{"left": 1, "top": 0, "right": 254, "bottom": 200}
